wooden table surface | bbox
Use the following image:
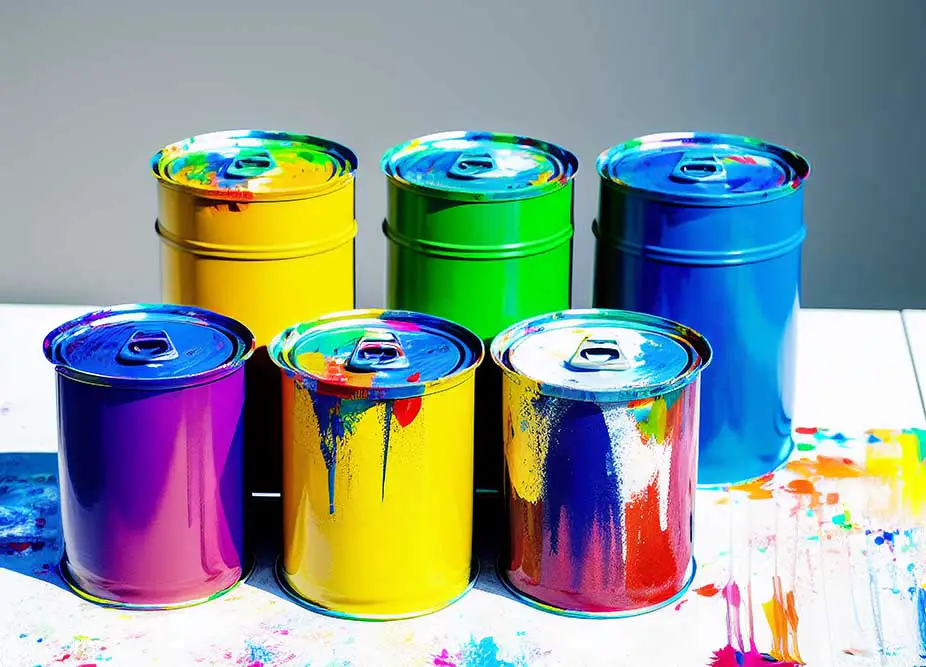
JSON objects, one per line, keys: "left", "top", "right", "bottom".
{"left": 2, "top": 305, "right": 925, "bottom": 667}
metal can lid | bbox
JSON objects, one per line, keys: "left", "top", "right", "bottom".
{"left": 43, "top": 304, "right": 255, "bottom": 389}
{"left": 381, "top": 130, "right": 578, "bottom": 202}
{"left": 151, "top": 129, "right": 358, "bottom": 201}
{"left": 597, "top": 132, "right": 810, "bottom": 206}
{"left": 492, "top": 309, "right": 711, "bottom": 402}
{"left": 270, "top": 309, "right": 484, "bottom": 400}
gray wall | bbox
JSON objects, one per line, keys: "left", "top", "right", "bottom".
{"left": 2, "top": 1, "right": 924, "bottom": 310}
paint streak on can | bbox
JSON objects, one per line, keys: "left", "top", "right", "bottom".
{"left": 594, "top": 132, "right": 810, "bottom": 485}
{"left": 152, "top": 129, "right": 358, "bottom": 496}
{"left": 381, "top": 131, "right": 578, "bottom": 493}
{"left": 43, "top": 304, "right": 254, "bottom": 609}
{"left": 270, "top": 309, "right": 484, "bottom": 619}
{"left": 492, "top": 309, "right": 711, "bottom": 617}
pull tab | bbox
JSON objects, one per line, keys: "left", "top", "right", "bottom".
{"left": 447, "top": 152, "right": 497, "bottom": 180}
{"left": 346, "top": 332, "right": 410, "bottom": 372}
{"left": 670, "top": 150, "right": 727, "bottom": 184}
{"left": 223, "top": 149, "right": 276, "bottom": 180}
{"left": 117, "top": 330, "right": 179, "bottom": 365}
{"left": 567, "top": 336, "right": 630, "bottom": 371}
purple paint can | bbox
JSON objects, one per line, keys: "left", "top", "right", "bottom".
{"left": 43, "top": 304, "right": 254, "bottom": 609}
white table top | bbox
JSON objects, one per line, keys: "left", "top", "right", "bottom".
{"left": 1, "top": 305, "right": 925, "bottom": 667}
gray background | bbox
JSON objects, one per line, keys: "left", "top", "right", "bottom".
{"left": 2, "top": 1, "right": 924, "bottom": 310}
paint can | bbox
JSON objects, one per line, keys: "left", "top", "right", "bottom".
{"left": 43, "top": 304, "right": 254, "bottom": 609}
{"left": 269, "top": 309, "right": 483, "bottom": 619}
{"left": 593, "top": 132, "right": 810, "bottom": 485}
{"left": 152, "top": 129, "right": 358, "bottom": 496}
{"left": 381, "top": 130, "right": 578, "bottom": 494}
{"left": 492, "top": 308, "right": 711, "bottom": 617}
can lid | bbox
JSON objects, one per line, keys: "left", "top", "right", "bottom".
{"left": 492, "top": 309, "right": 711, "bottom": 402}
{"left": 270, "top": 309, "right": 484, "bottom": 399}
{"left": 151, "top": 129, "right": 358, "bottom": 201}
{"left": 43, "top": 304, "right": 255, "bottom": 389}
{"left": 597, "top": 132, "right": 810, "bottom": 206}
{"left": 381, "top": 130, "right": 578, "bottom": 202}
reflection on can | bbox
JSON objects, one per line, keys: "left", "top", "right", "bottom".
{"left": 381, "top": 130, "right": 578, "bottom": 493}
{"left": 270, "top": 309, "right": 483, "bottom": 619}
{"left": 492, "top": 309, "right": 711, "bottom": 617}
{"left": 43, "top": 304, "right": 254, "bottom": 609}
{"left": 594, "top": 132, "right": 809, "bottom": 485}
{"left": 151, "top": 129, "right": 358, "bottom": 496}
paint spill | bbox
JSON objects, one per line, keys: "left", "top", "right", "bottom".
{"left": 433, "top": 637, "right": 526, "bottom": 667}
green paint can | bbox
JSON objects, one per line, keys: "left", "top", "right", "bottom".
{"left": 381, "top": 130, "right": 579, "bottom": 493}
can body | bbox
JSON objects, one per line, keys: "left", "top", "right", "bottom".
{"left": 56, "top": 372, "right": 246, "bottom": 606}
{"left": 44, "top": 304, "right": 254, "bottom": 609}
{"left": 382, "top": 131, "right": 578, "bottom": 493}
{"left": 503, "top": 380, "right": 701, "bottom": 614}
{"left": 281, "top": 377, "right": 475, "bottom": 617}
{"left": 153, "top": 130, "right": 358, "bottom": 496}
{"left": 593, "top": 133, "right": 809, "bottom": 485}
{"left": 270, "top": 309, "right": 484, "bottom": 618}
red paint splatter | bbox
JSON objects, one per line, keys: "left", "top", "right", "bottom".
{"left": 709, "top": 645, "right": 802, "bottom": 666}
{"left": 624, "top": 479, "right": 678, "bottom": 600}
{"left": 77, "top": 664, "right": 97, "bottom": 667}
{"left": 393, "top": 397, "right": 422, "bottom": 427}
{"left": 694, "top": 583, "right": 722, "bottom": 597}
{"left": 794, "top": 427, "right": 818, "bottom": 435}
{"left": 675, "top": 599, "right": 688, "bottom": 610}
{"left": 55, "top": 654, "right": 71, "bottom": 662}
{"left": 4, "top": 542, "right": 33, "bottom": 553}
{"left": 432, "top": 649, "right": 457, "bottom": 666}
{"left": 407, "top": 372, "right": 421, "bottom": 382}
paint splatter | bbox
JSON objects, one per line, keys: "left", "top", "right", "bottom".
{"left": 729, "top": 473, "right": 775, "bottom": 500}
{"left": 917, "top": 586, "right": 926, "bottom": 659}
{"left": 437, "top": 636, "right": 525, "bottom": 667}
{"left": 695, "top": 583, "right": 722, "bottom": 597}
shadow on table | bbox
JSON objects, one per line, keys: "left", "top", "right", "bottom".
{"left": 0, "top": 452, "right": 70, "bottom": 592}
{"left": 244, "top": 490, "right": 518, "bottom": 607}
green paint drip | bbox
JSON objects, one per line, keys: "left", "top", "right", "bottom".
{"left": 797, "top": 442, "right": 816, "bottom": 452}
{"left": 638, "top": 396, "right": 668, "bottom": 443}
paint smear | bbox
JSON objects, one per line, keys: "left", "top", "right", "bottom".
{"left": 729, "top": 473, "right": 775, "bottom": 500}
{"left": 762, "top": 576, "right": 804, "bottom": 664}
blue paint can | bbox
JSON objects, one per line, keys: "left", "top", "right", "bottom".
{"left": 593, "top": 132, "right": 810, "bottom": 485}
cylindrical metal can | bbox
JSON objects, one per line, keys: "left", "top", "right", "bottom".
{"left": 593, "top": 132, "right": 810, "bottom": 485}
{"left": 270, "top": 309, "right": 484, "bottom": 619}
{"left": 42, "top": 304, "right": 255, "bottom": 609}
{"left": 381, "top": 130, "right": 578, "bottom": 493}
{"left": 152, "top": 129, "right": 358, "bottom": 496}
{"left": 492, "top": 309, "right": 711, "bottom": 617}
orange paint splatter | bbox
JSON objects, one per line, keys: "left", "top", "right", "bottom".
{"left": 786, "top": 455, "right": 865, "bottom": 479}
{"left": 825, "top": 492, "right": 840, "bottom": 505}
{"left": 729, "top": 472, "right": 775, "bottom": 499}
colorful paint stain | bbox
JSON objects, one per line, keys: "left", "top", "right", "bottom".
{"left": 432, "top": 637, "right": 527, "bottom": 667}
{"left": 503, "top": 378, "right": 700, "bottom": 614}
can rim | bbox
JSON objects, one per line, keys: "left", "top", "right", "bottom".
{"left": 269, "top": 308, "right": 485, "bottom": 400}
{"left": 151, "top": 128, "right": 359, "bottom": 202}
{"left": 491, "top": 308, "right": 712, "bottom": 402}
{"left": 43, "top": 303, "right": 255, "bottom": 389}
{"left": 596, "top": 131, "right": 811, "bottom": 206}
{"left": 380, "top": 129, "right": 579, "bottom": 202}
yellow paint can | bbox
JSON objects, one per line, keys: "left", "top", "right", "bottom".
{"left": 269, "top": 309, "right": 484, "bottom": 619}
{"left": 151, "top": 129, "right": 358, "bottom": 496}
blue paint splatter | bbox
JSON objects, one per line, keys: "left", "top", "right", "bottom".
{"left": 382, "top": 402, "right": 393, "bottom": 501}
{"left": 458, "top": 636, "right": 526, "bottom": 667}
{"left": 245, "top": 640, "right": 276, "bottom": 664}
{"left": 309, "top": 391, "right": 374, "bottom": 513}
{"left": 918, "top": 586, "right": 926, "bottom": 659}
{"left": 543, "top": 398, "right": 622, "bottom": 589}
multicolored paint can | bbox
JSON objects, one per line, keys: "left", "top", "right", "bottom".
{"left": 269, "top": 309, "right": 484, "bottom": 619}
{"left": 152, "top": 129, "right": 358, "bottom": 496}
{"left": 381, "top": 131, "right": 578, "bottom": 493}
{"left": 492, "top": 309, "right": 711, "bottom": 617}
{"left": 594, "top": 132, "right": 810, "bottom": 485}
{"left": 43, "top": 304, "right": 254, "bottom": 609}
